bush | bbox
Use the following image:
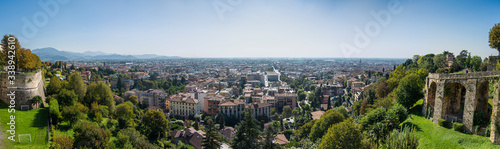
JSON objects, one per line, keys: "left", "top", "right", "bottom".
{"left": 381, "top": 127, "right": 419, "bottom": 149}
{"left": 453, "top": 122, "right": 464, "bottom": 132}
{"left": 438, "top": 119, "right": 446, "bottom": 127}
{"left": 358, "top": 108, "right": 386, "bottom": 130}
{"left": 318, "top": 119, "right": 362, "bottom": 149}
{"left": 51, "top": 134, "right": 74, "bottom": 149}
{"left": 486, "top": 124, "right": 491, "bottom": 137}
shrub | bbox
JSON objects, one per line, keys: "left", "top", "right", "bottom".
{"left": 438, "top": 119, "right": 446, "bottom": 127}
{"left": 50, "top": 134, "right": 74, "bottom": 149}
{"left": 486, "top": 124, "right": 491, "bottom": 137}
{"left": 318, "top": 119, "right": 362, "bottom": 149}
{"left": 381, "top": 127, "right": 419, "bottom": 149}
{"left": 358, "top": 108, "right": 386, "bottom": 130}
{"left": 453, "top": 122, "right": 464, "bottom": 132}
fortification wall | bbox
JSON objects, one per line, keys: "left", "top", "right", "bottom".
{"left": 0, "top": 70, "right": 46, "bottom": 109}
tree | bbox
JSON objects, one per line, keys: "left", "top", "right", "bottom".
{"left": 470, "top": 55, "right": 483, "bottom": 71}
{"left": 73, "top": 120, "right": 110, "bottom": 149}
{"left": 84, "top": 82, "right": 115, "bottom": 111}
{"left": 49, "top": 99, "right": 61, "bottom": 127}
{"left": 116, "top": 128, "right": 156, "bottom": 149}
{"left": 490, "top": 23, "right": 500, "bottom": 54}
{"left": 375, "top": 78, "right": 392, "bottom": 99}
{"left": 358, "top": 108, "right": 387, "bottom": 130}
{"left": 31, "top": 95, "right": 43, "bottom": 109}
{"left": 202, "top": 117, "right": 221, "bottom": 149}
{"left": 232, "top": 110, "right": 261, "bottom": 149}
{"left": 115, "top": 102, "right": 136, "bottom": 128}
{"left": 142, "top": 109, "right": 169, "bottom": 141}
{"left": 51, "top": 134, "right": 74, "bottom": 149}
{"left": 310, "top": 110, "right": 345, "bottom": 141}
{"left": 262, "top": 123, "right": 279, "bottom": 149}
{"left": 395, "top": 73, "right": 424, "bottom": 109}
{"left": 127, "top": 95, "right": 139, "bottom": 105}
{"left": 318, "top": 119, "right": 362, "bottom": 149}
{"left": 57, "top": 89, "right": 78, "bottom": 107}
{"left": 62, "top": 105, "right": 83, "bottom": 126}
{"left": 433, "top": 54, "right": 447, "bottom": 69}
{"left": 67, "top": 72, "right": 87, "bottom": 101}
{"left": 283, "top": 105, "right": 292, "bottom": 118}
{"left": 47, "top": 76, "right": 62, "bottom": 95}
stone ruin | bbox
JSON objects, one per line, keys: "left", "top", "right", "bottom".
{"left": 423, "top": 71, "right": 500, "bottom": 144}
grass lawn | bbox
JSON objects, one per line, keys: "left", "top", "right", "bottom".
{"left": 0, "top": 101, "right": 49, "bottom": 148}
{"left": 405, "top": 100, "right": 500, "bottom": 149}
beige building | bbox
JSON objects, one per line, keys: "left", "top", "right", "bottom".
{"left": 275, "top": 93, "right": 297, "bottom": 109}
{"left": 168, "top": 93, "right": 201, "bottom": 118}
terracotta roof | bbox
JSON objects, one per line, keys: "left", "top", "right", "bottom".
{"left": 275, "top": 134, "right": 289, "bottom": 145}
{"left": 168, "top": 93, "right": 199, "bottom": 104}
{"left": 311, "top": 111, "right": 325, "bottom": 120}
{"left": 219, "top": 127, "right": 236, "bottom": 141}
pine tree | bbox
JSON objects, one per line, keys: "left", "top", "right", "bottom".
{"left": 231, "top": 110, "right": 261, "bottom": 149}
{"left": 202, "top": 117, "right": 221, "bottom": 149}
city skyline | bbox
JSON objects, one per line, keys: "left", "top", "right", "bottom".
{"left": 1, "top": 0, "right": 500, "bottom": 58}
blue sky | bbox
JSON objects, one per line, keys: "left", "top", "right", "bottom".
{"left": 0, "top": 0, "right": 499, "bottom": 58}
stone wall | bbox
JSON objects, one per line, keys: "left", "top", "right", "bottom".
{"left": 0, "top": 70, "right": 46, "bottom": 109}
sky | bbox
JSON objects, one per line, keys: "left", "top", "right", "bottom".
{"left": 0, "top": 0, "right": 499, "bottom": 58}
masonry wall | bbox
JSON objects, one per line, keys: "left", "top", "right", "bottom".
{"left": 0, "top": 70, "right": 46, "bottom": 109}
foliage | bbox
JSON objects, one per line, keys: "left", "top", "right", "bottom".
{"left": 232, "top": 110, "right": 261, "bottom": 149}
{"left": 84, "top": 82, "right": 115, "bottom": 112}
{"left": 380, "top": 127, "right": 419, "bottom": 149}
{"left": 57, "top": 89, "right": 78, "bottom": 107}
{"left": 331, "top": 106, "right": 349, "bottom": 118}
{"left": 375, "top": 78, "right": 392, "bottom": 99}
{"left": 67, "top": 72, "right": 87, "bottom": 101}
{"left": 358, "top": 107, "right": 386, "bottom": 130}
{"left": 31, "top": 95, "right": 43, "bottom": 109}
{"left": 116, "top": 128, "right": 156, "bottom": 149}
{"left": 438, "top": 118, "right": 446, "bottom": 127}
{"left": 49, "top": 99, "right": 61, "bottom": 126}
{"left": 142, "top": 109, "right": 170, "bottom": 141}
{"left": 296, "top": 119, "right": 316, "bottom": 139}
{"left": 203, "top": 117, "right": 221, "bottom": 149}
{"left": 50, "top": 134, "right": 74, "bottom": 149}
{"left": 309, "top": 110, "right": 345, "bottom": 141}
{"left": 1, "top": 35, "right": 42, "bottom": 70}
{"left": 489, "top": 23, "right": 500, "bottom": 53}
{"left": 395, "top": 73, "right": 424, "bottom": 109}
{"left": 318, "top": 119, "right": 362, "bottom": 149}
{"left": 47, "top": 76, "right": 62, "bottom": 95}
{"left": 115, "top": 102, "right": 136, "bottom": 128}
{"left": 262, "top": 124, "right": 279, "bottom": 149}
{"left": 73, "top": 120, "right": 110, "bottom": 149}
{"left": 283, "top": 105, "right": 292, "bottom": 118}
{"left": 453, "top": 122, "right": 464, "bottom": 132}
{"left": 62, "top": 105, "right": 83, "bottom": 126}
{"left": 386, "top": 104, "right": 408, "bottom": 130}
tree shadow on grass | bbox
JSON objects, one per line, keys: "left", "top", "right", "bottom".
{"left": 401, "top": 121, "right": 422, "bottom": 132}
{"left": 0, "top": 101, "right": 8, "bottom": 109}
{"left": 31, "top": 108, "right": 48, "bottom": 129}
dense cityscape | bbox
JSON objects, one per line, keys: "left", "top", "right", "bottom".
{"left": 1, "top": 1, "right": 500, "bottom": 149}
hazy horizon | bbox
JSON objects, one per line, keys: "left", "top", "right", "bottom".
{"left": 1, "top": 0, "right": 500, "bottom": 58}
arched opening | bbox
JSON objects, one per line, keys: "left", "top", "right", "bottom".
{"left": 474, "top": 81, "right": 491, "bottom": 134}
{"left": 443, "top": 82, "right": 465, "bottom": 123}
{"left": 426, "top": 82, "right": 437, "bottom": 117}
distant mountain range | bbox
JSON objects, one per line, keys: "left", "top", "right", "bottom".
{"left": 32, "top": 47, "right": 180, "bottom": 61}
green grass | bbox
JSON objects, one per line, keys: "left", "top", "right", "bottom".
{"left": 404, "top": 100, "right": 500, "bottom": 149}
{"left": 0, "top": 101, "right": 49, "bottom": 149}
